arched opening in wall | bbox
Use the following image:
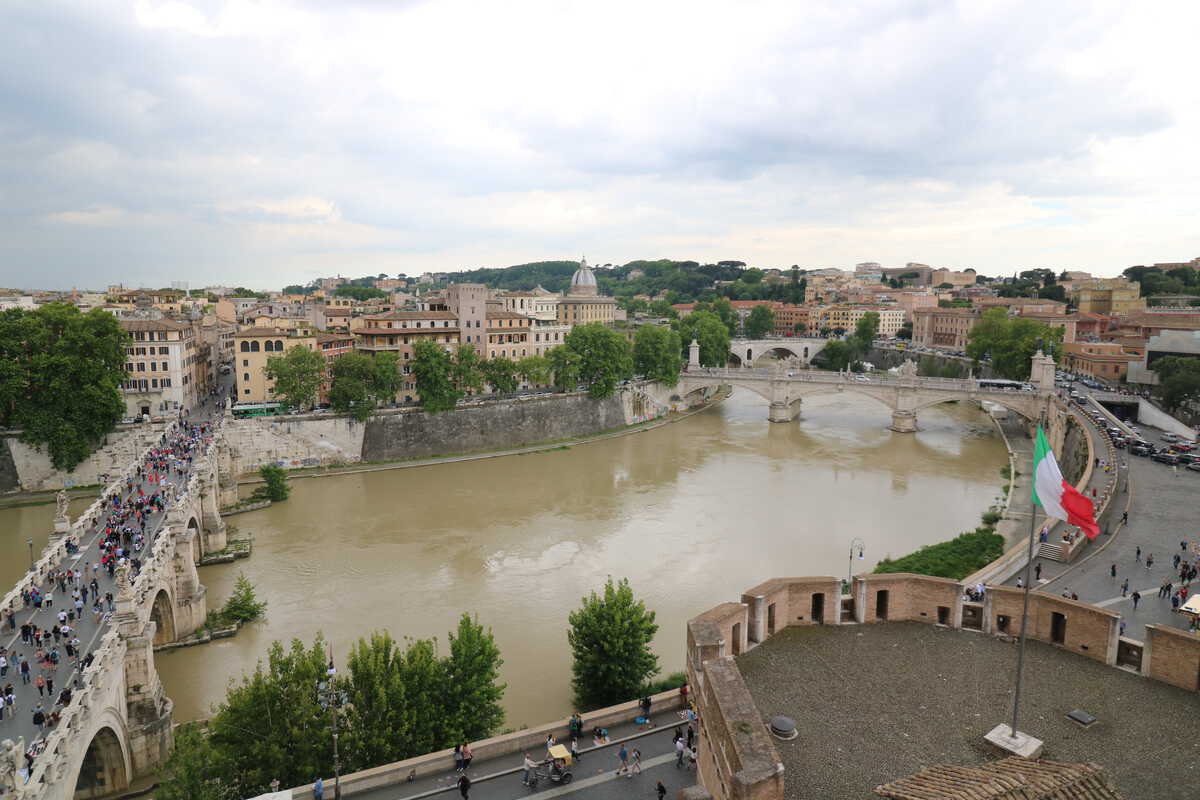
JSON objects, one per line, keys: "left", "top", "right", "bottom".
{"left": 187, "top": 516, "right": 201, "bottom": 562}
{"left": 74, "top": 726, "right": 129, "bottom": 799}
{"left": 150, "top": 589, "right": 176, "bottom": 647}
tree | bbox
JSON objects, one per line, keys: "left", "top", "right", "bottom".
{"left": 411, "top": 339, "right": 461, "bottom": 412}
{"left": 333, "top": 285, "right": 388, "bottom": 301}
{"left": 329, "top": 351, "right": 378, "bottom": 421}
{"left": 0, "top": 304, "right": 129, "bottom": 471}
{"left": 480, "top": 357, "right": 519, "bottom": 394}
{"left": 966, "top": 307, "right": 1063, "bottom": 380}
{"left": 567, "top": 577, "right": 660, "bottom": 709}
{"left": 257, "top": 464, "right": 290, "bottom": 501}
{"left": 895, "top": 321, "right": 913, "bottom": 340}
{"left": 372, "top": 352, "right": 403, "bottom": 406}
{"left": 515, "top": 355, "right": 551, "bottom": 386}
{"left": 562, "top": 324, "right": 634, "bottom": 399}
{"left": 743, "top": 305, "right": 775, "bottom": 339}
{"left": 696, "top": 298, "right": 738, "bottom": 336}
{"left": 548, "top": 346, "right": 582, "bottom": 391}
{"left": 1038, "top": 284, "right": 1067, "bottom": 302}
{"left": 649, "top": 300, "right": 677, "bottom": 319}
{"left": 442, "top": 614, "right": 506, "bottom": 742}
{"left": 1150, "top": 356, "right": 1200, "bottom": 412}
{"left": 632, "top": 325, "right": 682, "bottom": 387}
{"left": 341, "top": 632, "right": 415, "bottom": 772}
{"left": 674, "top": 310, "right": 730, "bottom": 367}
{"left": 452, "top": 344, "right": 485, "bottom": 395}
{"left": 264, "top": 345, "right": 325, "bottom": 410}
{"left": 156, "top": 725, "right": 241, "bottom": 800}
{"left": 204, "top": 637, "right": 333, "bottom": 794}
{"left": 853, "top": 311, "right": 880, "bottom": 346}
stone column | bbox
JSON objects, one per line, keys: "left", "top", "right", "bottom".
{"left": 890, "top": 410, "right": 918, "bottom": 432}
{"left": 748, "top": 595, "right": 765, "bottom": 645}
{"left": 688, "top": 338, "right": 700, "bottom": 369}
{"left": 1030, "top": 349, "right": 1056, "bottom": 393}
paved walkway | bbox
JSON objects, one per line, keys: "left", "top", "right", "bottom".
{"left": 1008, "top": 384, "right": 1198, "bottom": 636}
{"left": 343, "top": 707, "right": 697, "bottom": 800}
{"left": 0, "top": 392, "right": 226, "bottom": 762}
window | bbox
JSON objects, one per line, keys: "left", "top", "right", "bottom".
{"left": 161, "top": 362, "right": 168, "bottom": 371}
{"left": 162, "top": 378, "right": 171, "bottom": 387}
{"left": 264, "top": 340, "right": 274, "bottom": 352}
{"left": 244, "top": 388, "right": 250, "bottom": 395}
{"left": 274, "top": 340, "right": 283, "bottom": 351}
{"left": 151, "top": 378, "right": 158, "bottom": 388}
{"left": 243, "top": 373, "right": 250, "bottom": 381}
{"left": 160, "top": 347, "right": 169, "bottom": 355}
{"left": 149, "top": 362, "right": 156, "bottom": 372}
{"left": 251, "top": 340, "right": 260, "bottom": 352}
{"left": 241, "top": 341, "right": 250, "bottom": 352}
{"left": 243, "top": 359, "right": 249, "bottom": 367}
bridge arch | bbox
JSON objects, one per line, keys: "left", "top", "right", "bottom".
{"left": 150, "top": 588, "right": 176, "bottom": 647}
{"left": 187, "top": 515, "right": 202, "bottom": 563}
{"left": 73, "top": 719, "right": 132, "bottom": 799}
{"left": 913, "top": 392, "right": 1041, "bottom": 421}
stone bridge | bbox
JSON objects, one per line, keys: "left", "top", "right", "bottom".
{"left": 727, "top": 337, "right": 829, "bottom": 366}
{"left": 680, "top": 341, "right": 1059, "bottom": 431}
{"left": 1, "top": 423, "right": 233, "bottom": 800}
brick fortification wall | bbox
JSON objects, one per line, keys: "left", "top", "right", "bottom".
{"left": 686, "top": 573, "right": 1199, "bottom": 800}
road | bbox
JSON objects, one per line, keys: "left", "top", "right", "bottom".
{"left": 1008, "top": 376, "right": 1199, "bottom": 635}
{"left": 0, "top": 387, "right": 229, "bottom": 767}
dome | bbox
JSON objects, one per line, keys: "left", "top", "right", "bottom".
{"left": 570, "top": 257, "right": 598, "bottom": 296}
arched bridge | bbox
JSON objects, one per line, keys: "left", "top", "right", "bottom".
{"left": 1, "top": 421, "right": 236, "bottom": 799}
{"left": 679, "top": 349, "right": 1059, "bottom": 431}
{"left": 727, "top": 337, "right": 829, "bottom": 367}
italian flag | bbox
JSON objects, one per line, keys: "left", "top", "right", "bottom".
{"left": 1032, "top": 426, "right": 1100, "bottom": 540}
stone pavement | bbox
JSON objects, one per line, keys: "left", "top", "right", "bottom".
{"left": 1010, "top": 384, "right": 1198, "bottom": 636}
{"left": 345, "top": 708, "right": 696, "bottom": 800}
{"left": 0, "top": 390, "right": 228, "bottom": 758}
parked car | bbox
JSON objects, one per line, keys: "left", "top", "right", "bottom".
{"left": 1130, "top": 445, "right": 1154, "bottom": 457}
{"left": 1172, "top": 442, "right": 1196, "bottom": 452}
{"left": 1152, "top": 452, "right": 1182, "bottom": 465}
{"left": 1187, "top": 462, "right": 1200, "bottom": 473}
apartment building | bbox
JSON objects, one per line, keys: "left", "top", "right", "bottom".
{"left": 501, "top": 290, "right": 569, "bottom": 356}
{"left": 352, "top": 310, "right": 460, "bottom": 401}
{"left": 233, "top": 328, "right": 318, "bottom": 404}
{"left": 316, "top": 332, "right": 355, "bottom": 404}
{"left": 910, "top": 308, "right": 981, "bottom": 351}
{"left": 484, "top": 311, "right": 533, "bottom": 360}
{"left": 118, "top": 319, "right": 204, "bottom": 418}
{"left": 816, "top": 306, "right": 906, "bottom": 337}
{"left": 1062, "top": 341, "right": 1143, "bottom": 381}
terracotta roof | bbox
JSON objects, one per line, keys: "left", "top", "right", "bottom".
{"left": 353, "top": 327, "right": 459, "bottom": 335}
{"left": 486, "top": 311, "right": 532, "bottom": 320}
{"left": 233, "top": 328, "right": 312, "bottom": 338}
{"left": 119, "top": 319, "right": 192, "bottom": 331}
{"left": 317, "top": 333, "right": 354, "bottom": 343}
{"left": 874, "top": 758, "right": 1123, "bottom": 800}
{"left": 362, "top": 310, "right": 458, "bottom": 320}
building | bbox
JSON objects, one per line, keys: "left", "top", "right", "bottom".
{"left": 773, "top": 304, "right": 813, "bottom": 336}
{"left": 1015, "top": 311, "right": 1078, "bottom": 344}
{"left": 315, "top": 306, "right": 352, "bottom": 331}
{"left": 118, "top": 319, "right": 203, "bottom": 418}
{"left": 557, "top": 258, "right": 618, "bottom": 326}
{"left": 910, "top": 308, "right": 980, "bottom": 350}
{"left": 351, "top": 310, "right": 460, "bottom": 402}
{"left": 893, "top": 291, "right": 938, "bottom": 317}
{"left": 316, "top": 331, "right": 355, "bottom": 404}
{"left": 483, "top": 311, "right": 533, "bottom": 360}
{"left": 1062, "top": 341, "right": 1142, "bottom": 381}
{"left": 1075, "top": 285, "right": 1145, "bottom": 316}
{"left": 816, "top": 306, "right": 906, "bottom": 337}
{"left": 930, "top": 268, "right": 977, "bottom": 288}
{"left": 974, "top": 297, "right": 1067, "bottom": 314}
{"left": 444, "top": 283, "right": 490, "bottom": 350}
{"left": 1111, "top": 310, "right": 1200, "bottom": 339}
{"left": 233, "top": 328, "right": 318, "bottom": 404}
{"left": 1126, "top": 329, "right": 1200, "bottom": 384}
{"left": 501, "top": 288, "right": 569, "bottom": 357}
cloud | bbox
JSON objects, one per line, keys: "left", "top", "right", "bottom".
{"left": 0, "top": 0, "right": 1198, "bottom": 289}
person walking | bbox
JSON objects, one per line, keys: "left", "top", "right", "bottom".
{"left": 522, "top": 753, "right": 537, "bottom": 786}
{"left": 1147, "top": 554, "right": 1154, "bottom": 570}
{"left": 461, "top": 743, "right": 473, "bottom": 772}
{"left": 313, "top": 777, "right": 324, "bottom": 800}
{"left": 453, "top": 744, "right": 463, "bottom": 773}
{"left": 1110, "top": 563, "right": 1117, "bottom": 579}
{"left": 617, "top": 743, "right": 630, "bottom": 776}
{"left": 1035, "top": 562, "right": 1042, "bottom": 581}
{"left": 657, "top": 780, "right": 668, "bottom": 800}
{"left": 1135, "top": 547, "right": 1141, "bottom": 563}
{"left": 457, "top": 773, "right": 471, "bottom": 799}
{"left": 632, "top": 748, "right": 643, "bottom": 775}
{"left": 1121, "top": 579, "right": 1129, "bottom": 596}
{"left": 676, "top": 736, "right": 686, "bottom": 768}
{"left": 1131, "top": 590, "right": 1141, "bottom": 610}
{"left": 32, "top": 702, "right": 46, "bottom": 732}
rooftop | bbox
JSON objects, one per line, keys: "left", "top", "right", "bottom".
{"left": 119, "top": 319, "right": 192, "bottom": 331}
{"left": 736, "top": 622, "right": 1200, "bottom": 800}
{"left": 361, "top": 310, "right": 458, "bottom": 320}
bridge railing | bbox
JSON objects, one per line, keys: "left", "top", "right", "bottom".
{"left": 1, "top": 421, "right": 179, "bottom": 634}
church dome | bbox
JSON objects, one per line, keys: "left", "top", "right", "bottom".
{"left": 570, "top": 257, "right": 598, "bottom": 296}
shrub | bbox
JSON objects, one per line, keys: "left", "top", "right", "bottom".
{"left": 255, "top": 464, "right": 290, "bottom": 501}
{"left": 872, "top": 528, "right": 1005, "bottom": 580}
{"left": 642, "top": 671, "right": 688, "bottom": 695}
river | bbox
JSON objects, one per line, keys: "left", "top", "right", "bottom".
{"left": 1, "top": 390, "right": 1007, "bottom": 729}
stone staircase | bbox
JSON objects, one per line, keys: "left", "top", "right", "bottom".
{"left": 1037, "top": 542, "right": 1065, "bottom": 562}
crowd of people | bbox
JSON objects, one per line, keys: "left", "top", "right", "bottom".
{"left": 0, "top": 417, "right": 214, "bottom": 775}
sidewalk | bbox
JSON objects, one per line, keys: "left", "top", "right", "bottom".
{"left": 344, "top": 707, "right": 697, "bottom": 800}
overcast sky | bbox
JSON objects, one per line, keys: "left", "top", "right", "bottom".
{"left": 2, "top": 0, "right": 1198, "bottom": 290}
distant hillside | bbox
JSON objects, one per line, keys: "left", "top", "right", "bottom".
{"left": 447, "top": 259, "right": 804, "bottom": 304}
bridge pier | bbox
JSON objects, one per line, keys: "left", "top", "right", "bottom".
{"left": 890, "top": 410, "right": 918, "bottom": 433}
{"left": 768, "top": 399, "right": 802, "bottom": 423}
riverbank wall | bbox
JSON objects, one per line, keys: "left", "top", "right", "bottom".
{"left": 222, "top": 381, "right": 688, "bottom": 478}
{"left": 0, "top": 422, "right": 166, "bottom": 494}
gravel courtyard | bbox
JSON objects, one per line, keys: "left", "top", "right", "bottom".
{"left": 736, "top": 622, "right": 1200, "bottom": 800}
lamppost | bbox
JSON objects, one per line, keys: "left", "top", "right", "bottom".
{"left": 847, "top": 538, "right": 865, "bottom": 588}
{"left": 27, "top": 538, "right": 34, "bottom": 571}
{"left": 317, "top": 659, "right": 347, "bottom": 800}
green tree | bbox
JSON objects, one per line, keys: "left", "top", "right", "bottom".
{"left": 853, "top": 311, "right": 880, "bottom": 347}
{"left": 895, "top": 321, "right": 913, "bottom": 340}
{"left": 515, "top": 355, "right": 551, "bottom": 386}
{"left": 568, "top": 577, "right": 660, "bottom": 709}
{"left": 649, "top": 300, "right": 678, "bottom": 319}
{"left": 220, "top": 573, "right": 268, "bottom": 625}
{"left": 818, "top": 340, "right": 854, "bottom": 371}
{"left": 411, "top": 339, "right": 461, "bottom": 412}
{"left": 548, "top": 346, "right": 582, "bottom": 391}
{"left": 329, "top": 351, "right": 378, "bottom": 421}
{"left": 480, "top": 357, "right": 519, "bottom": 394}
{"left": 371, "top": 352, "right": 403, "bottom": 406}
{"left": 966, "top": 308, "right": 1063, "bottom": 380}
{"left": 442, "top": 614, "right": 506, "bottom": 742}
{"left": 1150, "top": 356, "right": 1200, "bottom": 412}
{"left": 0, "top": 305, "right": 129, "bottom": 470}
{"left": 452, "top": 344, "right": 485, "bottom": 395}
{"left": 256, "top": 464, "right": 290, "bottom": 501}
{"left": 743, "top": 305, "right": 775, "bottom": 339}
{"left": 633, "top": 325, "right": 683, "bottom": 387}
{"left": 204, "top": 637, "right": 333, "bottom": 794}
{"left": 264, "top": 345, "right": 325, "bottom": 410}
{"left": 333, "top": 285, "right": 388, "bottom": 301}
{"left": 341, "top": 632, "right": 420, "bottom": 771}
{"left": 562, "top": 324, "right": 634, "bottom": 398}
{"left": 156, "top": 725, "right": 241, "bottom": 800}
{"left": 674, "top": 310, "right": 730, "bottom": 367}
{"left": 695, "top": 298, "right": 738, "bottom": 336}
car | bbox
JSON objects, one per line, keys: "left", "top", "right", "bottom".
{"left": 1173, "top": 442, "right": 1196, "bottom": 453}
{"left": 1161, "top": 433, "right": 1180, "bottom": 443}
{"left": 1188, "top": 462, "right": 1200, "bottom": 473}
{"left": 854, "top": 375, "right": 871, "bottom": 383}
{"left": 1176, "top": 453, "right": 1200, "bottom": 465}
{"left": 1152, "top": 452, "right": 1182, "bottom": 465}
{"left": 1130, "top": 445, "right": 1153, "bottom": 457}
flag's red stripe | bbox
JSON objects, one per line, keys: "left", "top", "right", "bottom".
{"left": 1059, "top": 478, "right": 1100, "bottom": 540}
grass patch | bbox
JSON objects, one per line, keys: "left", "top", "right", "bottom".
{"left": 873, "top": 527, "right": 1005, "bottom": 580}
{"left": 642, "top": 671, "right": 688, "bottom": 695}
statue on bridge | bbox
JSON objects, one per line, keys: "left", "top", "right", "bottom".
{"left": 0, "top": 736, "right": 24, "bottom": 794}
{"left": 55, "top": 489, "right": 70, "bottom": 521}
{"left": 898, "top": 359, "right": 918, "bottom": 378}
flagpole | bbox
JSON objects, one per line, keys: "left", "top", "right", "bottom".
{"left": 1011, "top": 396, "right": 1047, "bottom": 740}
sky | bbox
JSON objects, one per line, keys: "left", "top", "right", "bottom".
{"left": 2, "top": 0, "right": 1199, "bottom": 291}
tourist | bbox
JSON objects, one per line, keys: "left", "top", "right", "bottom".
{"left": 617, "top": 743, "right": 630, "bottom": 776}
{"left": 32, "top": 702, "right": 45, "bottom": 732}
{"left": 1110, "top": 563, "right": 1117, "bottom": 579}
{"left": 313, "top": 777, "right": 324, "bottom": 800}
{"left": 545, "top": 733, "right": 556, "bottom": 753}
{"left": 453, "top": 743, "right": 463, "bottom": 772}
{"left": 1135, "top": 546, "right": 1141, "bottom": 563}
{"left": 570, "top": 736, "right": 582, "bottom": 762}
{"left": 568, "top": 712, "right": 583, "bottom": 740}
{"left": 522, "top": 753, "right": 537, "bottom": 786}
{"left": 457, "top": 772, "right": 471, "bottom": 799}
{"left": 676, "top": 735, "right": 687, "bottom": 767}
{"left": 1034, "top": 563, "right": 1042, "bottom": 581}
{"left": 1120, "top": 579, "right": 1129, "bottom": 597}
{"left": 1131, "top": 590, "right": 1141, "bottom": 610}
{"left": 679, "top": 681, "right": 689, "bottom": 709}
{"left": 632, "top": 748, "right": 642, "bottom": 775}
{"left": 1016, "top": 576, "right": 1023, "bottom": 589}
{"left": 657, "top": 779, "right": 668, "bottom": 800}
{"left": 687, "top": 724, "right": 695, "bottom": 750}
{"left": 1146, "top": 554, "right": 1154, "bottom": 570}
{"left": 461, "top": 742, "right": 473, "bottom": 771}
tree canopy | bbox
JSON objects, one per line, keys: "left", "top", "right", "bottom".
{"left": 333, "top": 285, "right": 389, "bottom": 301}
{"left": 329, "top": 351, "right": 401, "bottom": 421}
{"left": 673, "top": 310, "right": 731, "bottom": 367}
{"left": 411, "top": 339, "right": 461, "bottom": 412}
{"left": 568, "top": 577, "right": 660, "bottom": 709}
{"left": 632, "top": 325, "right": 682, "bottom": 387}
{"left": 965, "top": 307, "right": 1063, "bottom": 380}
{"left": 1149, "top": 356, "right": 1200, "bottom": 412}
{"left": 560, "top": 324, "right": 634, "bottom": 398}
{"left": 0, "top": 304, "right": 129, "bottom": 470}
{"left": 264, "top": 344, "right": 326, "bottom": 410}
{"left": 743, "top": 305, "right": 775, "bottom": 338}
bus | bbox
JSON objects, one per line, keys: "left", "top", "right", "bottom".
{"left": 977, "top": 378, "right": 1033, "bottom": 392}
{"left": 231, "top": 402, "right": 286, "bottom": 419}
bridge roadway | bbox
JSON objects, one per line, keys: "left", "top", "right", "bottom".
{"left": 0, "top": 396, "right": 226, "bottom": 796}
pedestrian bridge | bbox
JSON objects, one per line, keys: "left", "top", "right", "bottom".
{"left": 677, "top": 347, "right": 1059, "bottom": 430}
{"left": 0, "top": 422, "right": 237, "bottom": 800}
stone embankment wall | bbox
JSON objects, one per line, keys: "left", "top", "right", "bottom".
{"left": 223, "top": 383, "right": 675, "bottom": 476}
{"left": 0, "top": 423, "right": 159, "bottom": 493}
{"left": 685, "top": 572, "right": 1200, "bottom": 800}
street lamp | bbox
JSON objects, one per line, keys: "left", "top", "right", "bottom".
{"left": 847, "top": 537, "right": 865, "bottom": 588}
{"left": 317, "top": 659, "right": 348, "bottom": 800}
{"left": 27, "top": 537, "right": 34, "bottom": 571}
